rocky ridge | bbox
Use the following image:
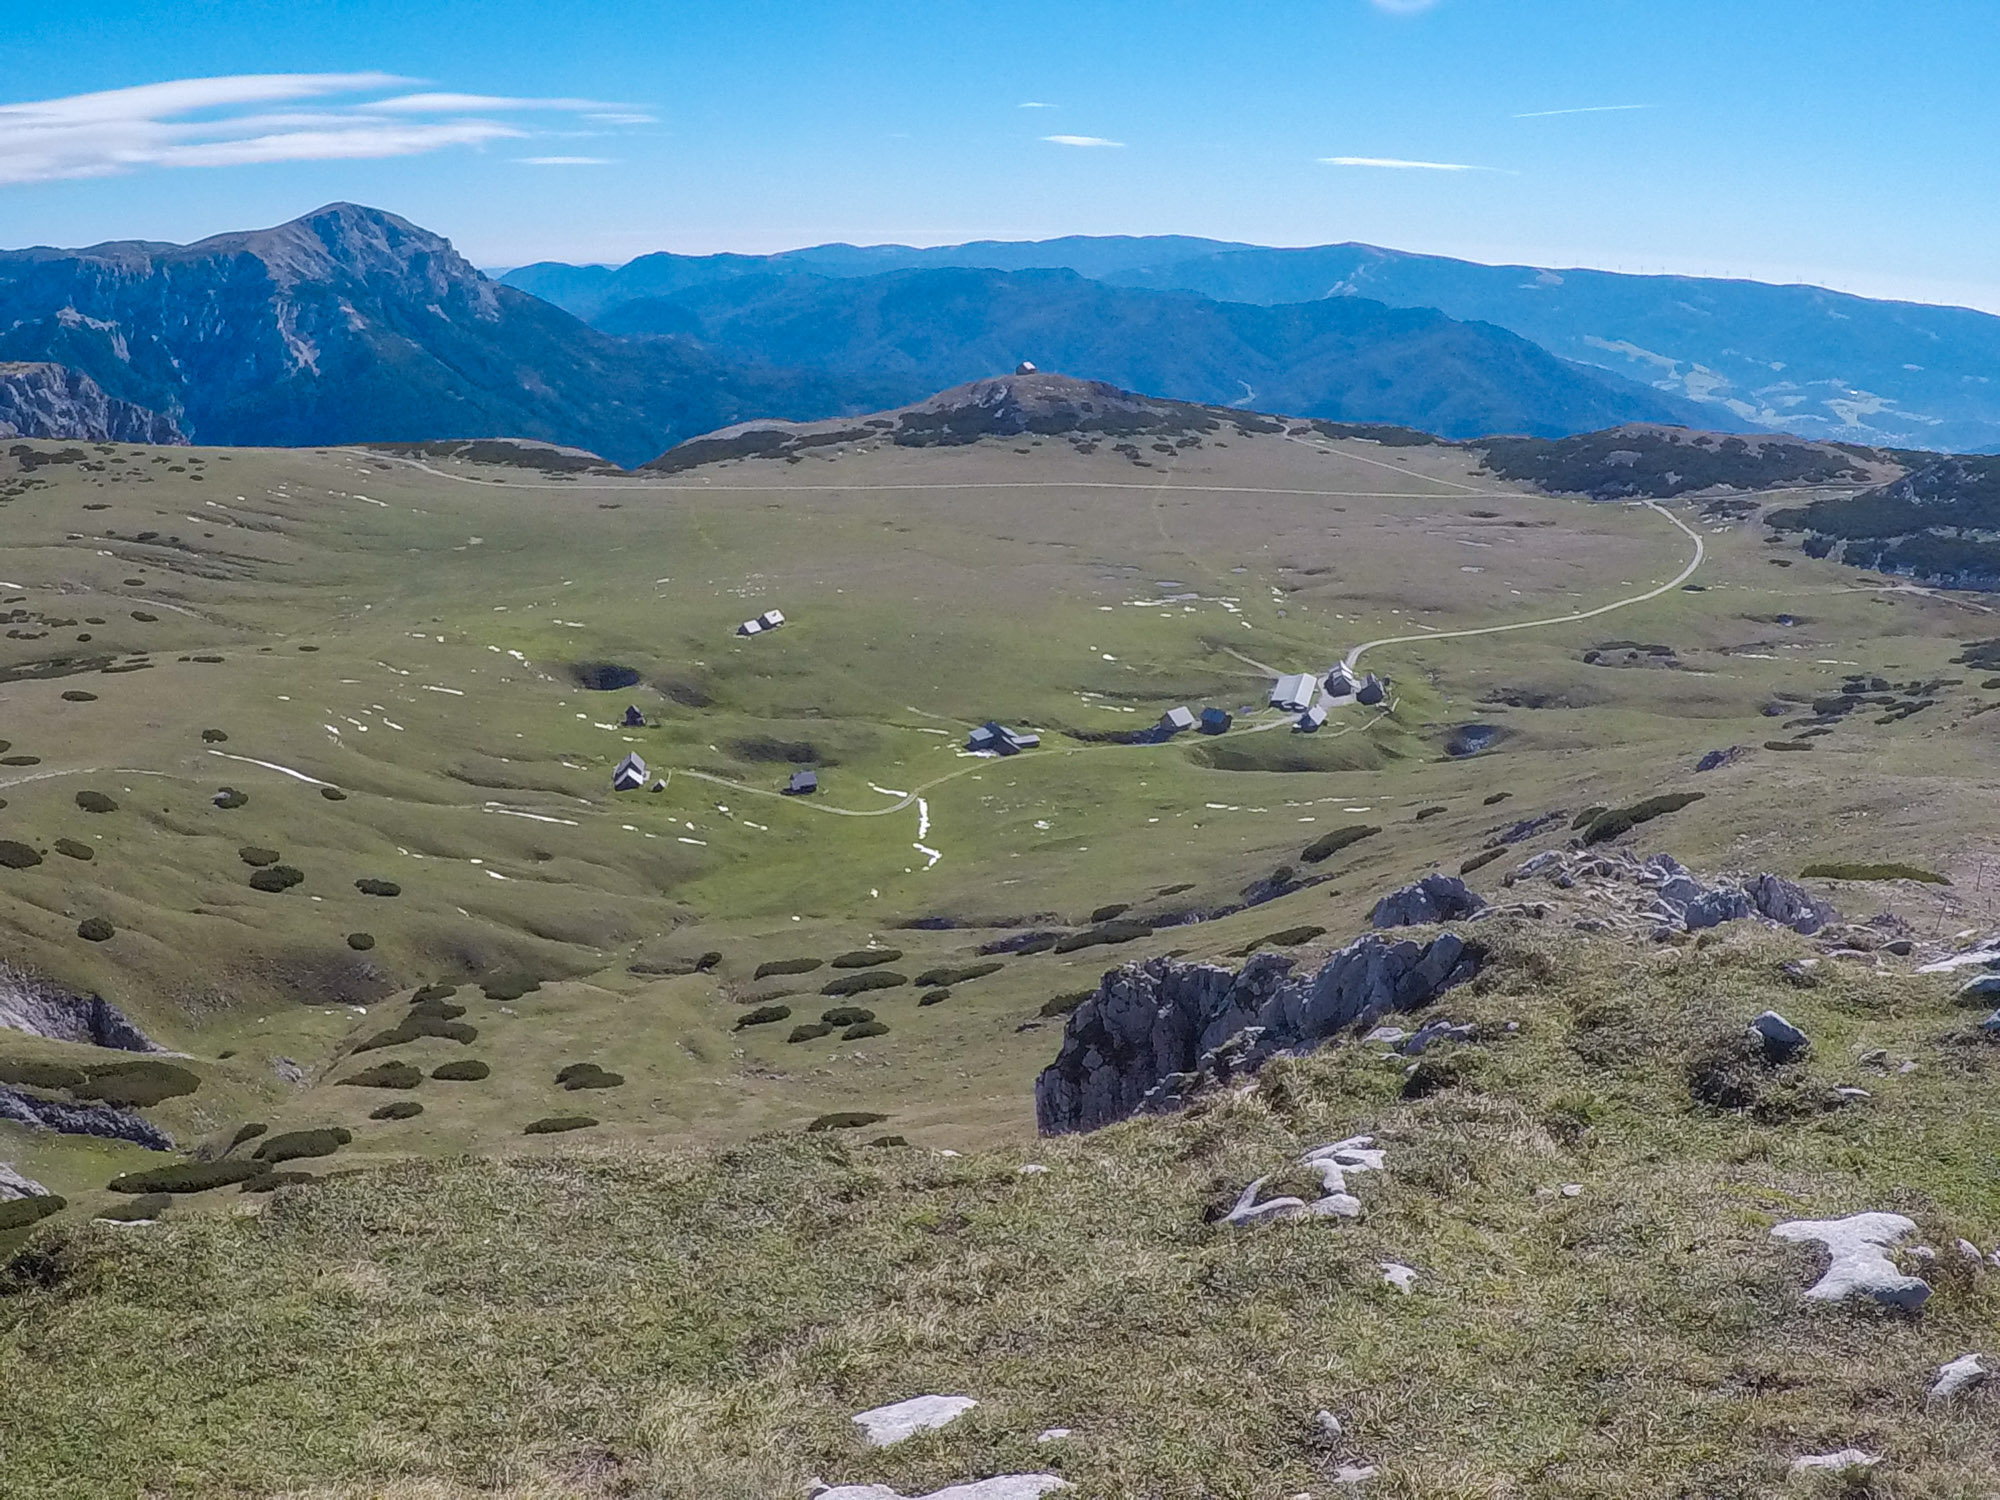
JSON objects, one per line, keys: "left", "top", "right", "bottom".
{"left": 0, "top": 361, "right": 182, "bottom": 444}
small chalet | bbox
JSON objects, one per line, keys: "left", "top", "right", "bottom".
{"left": 738, "top": 608, "right": 787, "bottom": 637}
{"left": 968, "top": 721, "right": 1039, "bottom": 755}
{"left": 1296, "top": 705, "right": 1328, "bottom": 732}
{"left": 1159, "top": 705, "right": 1197, "bottom": 735}
{"left": 1270, "top": 673, "right": 1317, "bottom": 712}
{"left": 612, "top": 752, "right": 648, "bottom": 791}
{"left": 1356, "top": 673, "right": 1386, "bottom": 706}
{"left": 1324, "top": 665, "right": 1359, "bottom": 698}
{"left": 785, "top": 769, "right": 818, "bottom": 795}
{"left": 1198, "top": 707, "right": 1233, "bottom": 735}
{"left": 622, "top": 705, "right": 646, "bottom": 727}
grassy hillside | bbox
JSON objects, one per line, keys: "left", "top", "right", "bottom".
{"left": 5, "top": 928, "right": 1999, "bottom": 1498}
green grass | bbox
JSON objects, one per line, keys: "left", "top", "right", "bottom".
{"left": 5, "top": 931, "right": 1999, "bottom": 1498}
{"left": 1800, "top": 862, "right": 1952, "bottom": 885}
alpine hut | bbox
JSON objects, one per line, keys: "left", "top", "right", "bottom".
{"left": 612, "top": 752, "right": 648, "bottom": 791}
{"left": 1270, "top": 673, "right": 1317, "bottom": 712}
{"left": 785, "top": 769, "right": 818, "bottom": 796}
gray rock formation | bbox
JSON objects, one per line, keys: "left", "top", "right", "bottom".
{"left": 0, "top": 1161, "right": 50, "bottom": 1200}
{"left": 1035, "top": 932, "right": 1479, "bottom": 1134}
{"left": 1371, "top": 874, "right": 1488, "bottom": 928}
{"left": 0, "top": 362, "right": 183, "bottom": 443}
{"left": 1511, "top": 851, "right": 1834, "bottom": 936}
{"left": 0, "top": 964, "right": 159, "bottom": 1051}
{"left": 1771, "top": 1212, "right": 1931, "bottom": 1310}
{"left": 0, "top": 1085, "right": 173, "bottom": 1151}
{"left": 1930, "top": 1353, "right": 1988, "bottom": 1401}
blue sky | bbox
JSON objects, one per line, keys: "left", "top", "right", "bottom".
{"left": 5, "top": 0, "right": 1997, "bottom": 310}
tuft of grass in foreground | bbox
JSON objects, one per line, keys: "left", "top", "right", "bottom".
{"left": 3, "top": 929, "right": 1999, "bottom": 1498}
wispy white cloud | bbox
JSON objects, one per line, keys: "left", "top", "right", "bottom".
{"left": 1369, "top": 0, "right": 1443, "bottom": 12}
{"left": 1514, "top": 103, "right": 1655, "bottom": 119}
{"left": 1043, "top": 134, "right": 1123, "bottom": 148}
{"left": 1018, "top": 101, "right": 1057, "bottom": 109}
{"left": 517, "top": 155, "right": 613, "bottom": 166}
{"left": 0, "top": 74, "right": 649, "bottom": 186}
{"left": 1320, "top": 155, "right": 1487, "bottom": 171}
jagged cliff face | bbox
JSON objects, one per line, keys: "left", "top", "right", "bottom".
{"left": 0, "top": 361, "right": 183, "bottom": 443}
{"left": 0, "top": 204, "right": 844, "bottom": 464}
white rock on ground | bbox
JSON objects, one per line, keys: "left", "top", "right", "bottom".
{"left": 1930, "top": 1353, "right": 1989, "bottom": 1400}
{"left": 1789, "top": 1449, "right": 1879, "bottom": 1475}
{"left": 1227, "top": 1137, "right": 1386, "bottom": 1227}
{"left": 1380, "top": 1263, "right": 1418, "bottom": 1294}
{"left": 1332, "top": 1464, "right": 1379, "bottom": 1484}
{"left": 851, "top": 1395, "right": 979, "bottom": 1447}
{"left": 1315, "top": 1409, "right": 1344, "bottom": 1438}
{"left": 1034, "top": 1428, "right": 1071, "bottom": 1443}
{"left": 814, "top": 1479, "right": 1067, "bottom": 1500}
{"left": 1770, "top": 1212, "right": 1932, "bottom": 1310}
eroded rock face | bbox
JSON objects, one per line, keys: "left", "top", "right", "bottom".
{"left": 1034, "top": 933, "right": 1479, "bottom": 1134}
{"left": 1511, "top": 851, "right": 1835, "bottom": 937}
{"left": 0, "top": 1161, "right": 49, "bottom": 1200}
{"left": 0, "top": 965, "right": 159, "bottom": 1052}
{"left": 1371, "top": 874, "right": 1488, "bottom": 928}
{"left": 0, "top": 362, "right": 184, "bottom": 444}
{"left": 0, "top": 1086, "right": 173, "bottom": 1151}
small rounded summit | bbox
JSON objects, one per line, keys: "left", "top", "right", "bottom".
{"left": 1015, "top": 360, "right": 1038, "bottom": 375}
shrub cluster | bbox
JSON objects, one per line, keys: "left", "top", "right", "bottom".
{"left": 229, "top": 1122, "right": 268, "bottom": 1150}
{"left": 1301, "top": 825, "right": 1381, "bottom": 864}
{"left": 108, "top": 1159, "right": 266, "bottom": 1194}
{"left": 411, "top": 983, "right": 458, "bottom": 1004}
{"left": 556, "top": 1063, "right": 623, "bottom": 1090}
{"left": 76, "top": 917, "right": 115, "bottom": 942}
{"left": 734, "top": 1003, "right": 792, "bottom": 1029}
{"left": 347, "top": 932, "right": 375, "bottom": 951}
{"left": 787, "top": 1023, "right": 833, "bottom": 1043}
{"left": 321, "top": 786, "right": 348, "bottom": 801}
{"left": 249, "top": 865, "right": 305, "bottom": 892}
{"left": 918, "top": 989, "right": 951, "bottom": 1007}
{"left": 74, "top": 790, "right": 118, "bottom": 814}
{"left": 432, "top": 1060, "right": 492, "bottom": 1082}
{"left": 1580, "top": 793, "right": 1704, "bottom": 846}
{"left": 1040, "top": 990, "right": 1094, "bottom": 1018}
{"left": 253, "top": 1127, "right": 353, "bottom": 1164}
{"left": 352, "top": 1012, "right": 476, "bottom": 1052}
{"left": 370, "top": 1101, "right": 424, "bottom": 1121}
{"left": 237, "top": 846, "right": 281, "bottom": 867}
{"left": 805, "top": 1111, "right": 888, "bottom": 1132}
{"left": 337, "top": 1061, "right": 423, "bottom": 1090}
{"left": 0, "top": 841, "right": 42, "bottom": 869}
{"left": 1054, "top": 920, "right": 1152, "bottom": 954}
{"left": 355, "top": 878, "right": 401, "bottom": 897}
{"left": 524, "top": 1115, "right": 597, "bottom": 1135}
{"left": 0, "top": 1059, "right": 86, "bottom": 1090}
{"left": 53, "top": 839, "right": 94, "bottom": 862}
{"left": 913, "top": 961, "right": 1003, "bottom": 988}
{"left": 754, "top": 957, "right": 824, "bottom": 980}
{"left": 820, "top": 1005, "right": 875, "bottom": 1027}
{"left": 830, "top": 948, "right": 903, "bottom": 969}
{"left": 843, "top": 1020, "right": 890, "bottom": 1041}
{"left": 820, "top": 970, "right": 908, "bottom": 997}
{"left": 480, "top": 974, "right": 539, "bottom": 1000}
{"left": 74, "top": 1060, "right": 199, "bottom": 1106}
{"left": 0, "top": 1195, "right": 66, "bottom": 1231}
{"left": 96, "top": 1193, "right": 168, "bottom": 1222}
{"left": 1799, "top": 861, "right": 1950, "bottom": 885}
{"left": 213, "top": 787, "right": 248, "bottom": 809}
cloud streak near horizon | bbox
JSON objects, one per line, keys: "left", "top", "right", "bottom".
{"left": 1514, "top": 103, "right": 1654, "bottom": 119}
{"left": 1320, "top": 155, "right": 1487, "bottom": 172}
{"left": 1043, "top": 134, "right": 1123, "bottom": 148}
{"left": 0, "top": 74, "right": 650, "bottom": 186}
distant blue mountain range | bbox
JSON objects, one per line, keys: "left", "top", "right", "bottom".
{"left": 508, "top": 237, "right": 2000, "bottom": 454}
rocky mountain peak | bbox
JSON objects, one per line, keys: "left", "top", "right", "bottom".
{"left": 0, "top": 362, "right": 183, "bottom": 444}
{"left": 184, "top": 202, "right": 497, "bottom": 311}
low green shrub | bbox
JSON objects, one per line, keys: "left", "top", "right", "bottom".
{"left": 321, "top": 786, "right": 348, "bottom": 801}
{"left": 229, "top": 1122, "right": 268, "bottom": 1150}
{"left": 346, "top": 932, "right": 375, "bottom": 951}
{"left": 830, "top": 948, "right": 902, "bottom": 969}
{"left": 524, "top": 1115, "right": 597, "bottom": 1134}
{"left": 431, "top": 1060, "right": 492, "bottom": 1082}
{"left": 913, "top": 961, "right": 1003, "bottom": 988}
{"left": 918, "top": 989, "right": 951, "bottom": 1007}
{"left": 249, "top": 865, "right": 305, "bottom": 892}
{"left": 1572, "top": 805, "right": 1609, "bottom": 829}
{"left": 336, "top": 1061, "right": 423, "bottom": 1090}
{"left": 76, "top": 917, "right": 115, "bottom": 942}
{"left": 1461, "top": 848, "right": 1506, "bottom": 875}
{"left": 241, "top": 1171, "right": 316, "bottom": 1194}
{"left": 787, "top": 1023, "right": 833, "bottom": 1043}
{"left": 1234, "top": 925, "right": 1327, "bottom": 955}
{"left": 1301, "top": 825, "right": 1381, "bottom": 864}
{"left": 108, "top": 1159, "right": 266, "bottom": 1194}
{"left": 1764, "top": 739, "right": 1815, "bottom": 752}
{"left": 998, "top": 933, "right": 1059, "bottom": 955}
{"left": 355, "top": 878, "right": 401, "bottom": 897}
{"left": 201, "top": 728, "right": 228, "bottom": 743}
{"left": 74, "top": 790, "right": 118, "bottom": 814}
{"left": 370, "top": 1101, "right": 424, "bottom": 1121}
{"left": 821, "top": 1005, "right": 875, "bottom": 1027}
{"left": 0, "top": 1195, "right": 65, "bottom": 1231}
{"left": 237, "top": 846, "right": 281, "bottom": 867}
{"left": 53, "top": 839, "right": 93, "bottom": 862}
{"left": 96, "top": 1193, "right": 168, "bottom": 1222}
{"left": 842, "top": 1020, "right": 890, "bottom": 1041}
{"left": 1414, "top": 806, "right": 1448, "bottom": 821}
{"left": 734, "top": 1004, "right": 792, "bottom": 1029}
{"left": 1089, "top": 902, "right": 1131, "bottom": 923}
{"left": 870, "top": 1135, "right": 909, "bottom": 1148}
{"left": 1053, "top": 921, "right": 1152, "bottom": 954}
{"left": 1483, "top": 792, "right": 1512, "bottom": 806}
{"left": 213, "top": 787, "right": 248, "bottom": 808}
{"left": 1040, "top": 990, "right": 1094, "bottom": 1018}
{"left": 409, "top": 997, "right": 467, "bottom": 1021}
{"left": 0, "top": 1058, "right": 86, "bottom": 1091}
{"left": 0, "top": 841, "right": 42, "bottom": 869}
{"left": 555, "top": 1062, "right": 624, "bottom": 1089}
{"left": 351, "top": 1014, "right": 476, "bottom": 1052}
{"left": 1581, "top": 792, "right": 1705, "bottom": 846}
{"left": 60, "top": 690, "right": 97, "bottom": 703}
{"left": 0, "top": 756, "right": 41, "bottom": 767}
{"left": 754, "top": 957, "right": 824, "bottom": 980}
{"left": 253, "top": 1127, "right": 353, "bottom": 1164}
{"left": 806, "top": 1111, "right": 888, "bottom": 1132}
{"left": 821, "top": 970, "right": 908, "bottom": 997}
{"left": 411, "top": 983, "right": 458, "bottom": 1004}
{"left": 480, "top": 974, "right": 538, "bottom": 1000}
{"left": 74, "top": 1060, "right": 199, "bottom": 1106}
{"left": 1800, "top": 861, "right": 1951, "bottom": 885}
